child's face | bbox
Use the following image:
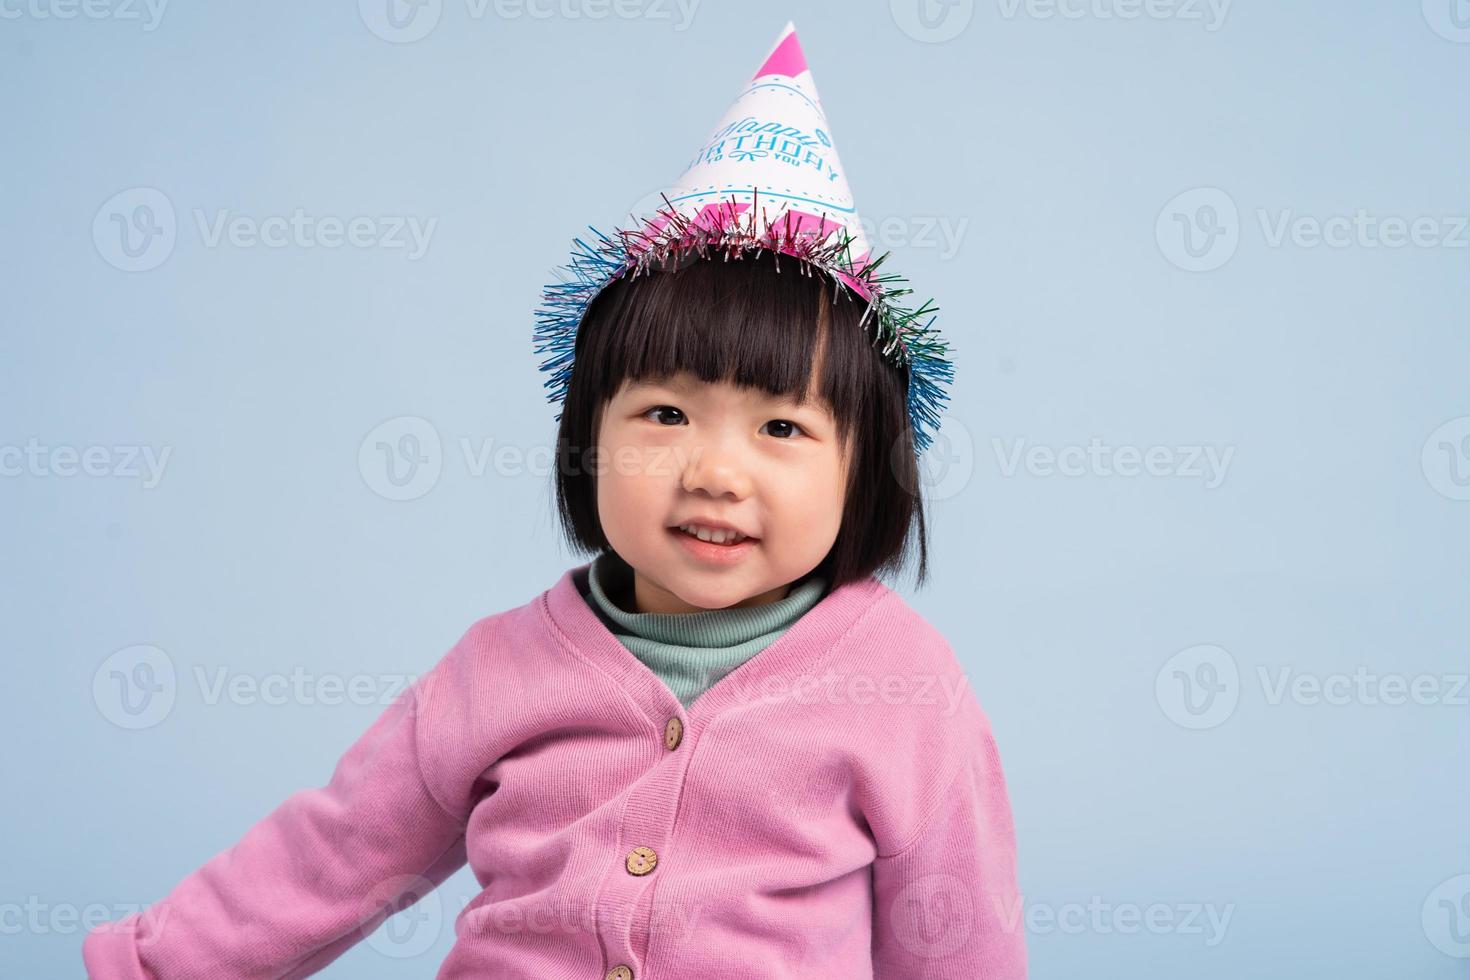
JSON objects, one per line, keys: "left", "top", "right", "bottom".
{"left": 595, "top": 369, "right": 849, "bottom": 614}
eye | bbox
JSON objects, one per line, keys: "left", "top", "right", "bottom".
{"left": 762, "top": 419, "right": 806, "bottom": 439}
{"left": 642, "top": 405, "right": 686, "bottom": 425}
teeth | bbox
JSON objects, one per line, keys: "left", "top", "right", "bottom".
{"left": 678, "top": 524, "right": 747, "bottom": 545}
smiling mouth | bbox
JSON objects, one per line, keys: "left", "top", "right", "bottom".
{"left": 669, "top": 525, "right": 760, "bottom": 547}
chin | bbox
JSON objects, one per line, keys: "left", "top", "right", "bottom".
{"left": 669, "top": 583, "right": 750, "bottom": 612}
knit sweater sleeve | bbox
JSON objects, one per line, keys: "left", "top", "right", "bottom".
{"left": 81, "top": 626, "right": 479, "bottom": 980}
{"left": 870, "top": 670, "right": 1027, "bottom": 978}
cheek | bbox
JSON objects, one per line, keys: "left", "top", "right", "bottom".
{"left": 769, "top": 457, "right": 847, "bottom": 534}
{"left": 595, "top": 446, "right": 672, "bottom": 529}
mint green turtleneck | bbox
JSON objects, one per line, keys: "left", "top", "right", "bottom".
{"left": 575, "top": 550, "right": 829, "bottom": 708}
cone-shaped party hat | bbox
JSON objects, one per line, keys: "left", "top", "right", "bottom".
{"left": 533, "top": 22, "right": 953, "bottom": 454}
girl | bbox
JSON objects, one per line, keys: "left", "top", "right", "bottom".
{"left": 83, "top": 22, "right": 1025, "bottom": 979}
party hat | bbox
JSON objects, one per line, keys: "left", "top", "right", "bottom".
{"left": 533, "top": 21, "right": 953, "bottom": 454}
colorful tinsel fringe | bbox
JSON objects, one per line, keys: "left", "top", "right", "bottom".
{"left": 533, "top": 191, "right": 953, "bottom": 456}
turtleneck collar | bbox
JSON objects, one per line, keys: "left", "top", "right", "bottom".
{"left": 582, "top": 550, "right": 828, "bottom": 648}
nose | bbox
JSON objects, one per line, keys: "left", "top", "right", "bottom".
{"left": 679, "top": 432, "right": 752, "bottom": 501}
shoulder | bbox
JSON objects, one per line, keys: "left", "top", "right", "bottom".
{"left": 840, "top": 583, "right": 1003, "bottom": 850}
{"left": 396, "top": 584, "right": 565, "bottom": 813}
{"left": 407, "top": 583, "right": 560, "bottom": 732}
{"left": 860, "top": 582, "right": 978, "bottom": 692}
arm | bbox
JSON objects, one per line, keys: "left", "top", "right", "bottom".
{"left": 82, "top": 637, "right": 473, "bottom": 979}
{"left": 871, "top": 715, "right": 1027, "bottom": 979}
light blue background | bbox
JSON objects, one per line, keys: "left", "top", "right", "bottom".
{"left": 3, "top": 1, "right": 1468, "bottom": 977}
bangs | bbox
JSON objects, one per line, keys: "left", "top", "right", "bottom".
{"left": 570, "top": 249, "right": 880, "bottom": 447}
{"left": 552, "top": 246, "right": 931, "bottom": 591}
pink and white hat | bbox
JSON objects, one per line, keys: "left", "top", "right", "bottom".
{"left": 533, "top": 21, "right": 953, "bottom": 454}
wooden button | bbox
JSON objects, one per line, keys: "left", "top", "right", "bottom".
{"left": 663, "top": 717, "right": 683, "bottom": 750}
{"left": 606, "top": 966, "right": 634, "bottom": 980}
{"left": 625, "top": 846, "right": 658, "bottom": 876}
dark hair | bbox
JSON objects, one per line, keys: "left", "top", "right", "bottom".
{"left": 551, "top": 248, "right": 931, "bottom": 590}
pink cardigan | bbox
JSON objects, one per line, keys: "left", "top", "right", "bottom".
{"left": 83, "top": 563, "right": 1026, "bottom": 979}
